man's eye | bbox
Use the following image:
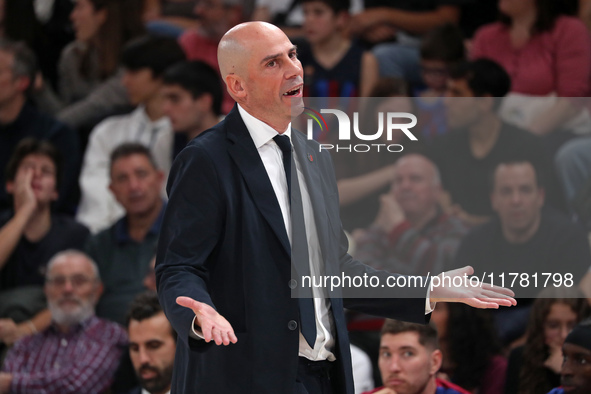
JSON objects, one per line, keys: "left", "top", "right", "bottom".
{"left": 267, "top": 61, "right": 276, "bottom": 67}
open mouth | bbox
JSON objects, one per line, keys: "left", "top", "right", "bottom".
{"left": 283, "top": 86, "right": 301, "bottom": 96}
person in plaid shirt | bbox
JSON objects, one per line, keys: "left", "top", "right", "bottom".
{"left": 0, "top": 250, "right": 127, "bottom": 393}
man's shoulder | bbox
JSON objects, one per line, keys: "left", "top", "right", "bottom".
{"left": 436, "top": 378, "right": 472, "bottom": 394}
{"left": 20, "top": 104, "right": 73, "bottom": 138}
{"left": 85, "top": 316, "right": 128, "bottom": 345}
{"left": 91, "top": 111, "right": 137, "bottom": 136}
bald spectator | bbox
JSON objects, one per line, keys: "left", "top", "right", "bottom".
{"left": 354, "top": 154, "right": 468, "bottom": 276}
{"left": 0, "top": 250, "right": 127, "bottom": 394}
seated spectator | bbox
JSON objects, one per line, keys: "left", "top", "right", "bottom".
{"left": 85, "top": 143, "right": 165, "bottom": 324}
{"left": 453, "top": 159, "right": 591, "bottom": 298}
{"left": 431, "top": 303, "right": 506, "bottom": 394}
{"left": 354, "top": 154, "right": 468, "bottom": 276}
{"left": 471, "top": 0, "right": 591, "bottom": 141}
{"left": 0, "top": 139, "right": 89, "bottom": 345}
{"left": 76, "top": 35, "right": 185, "bottom": 233}
{"left": 428, "top": 59, "right": 565, "bottom": 225}
{"left": 38, "top": 0, "right": 145, "bottom": 131}
{"left": 506, "top": 287, "right": 590, "bottom": 394}
{"left": 414, "top": 24, "right": 465, "bottom": 142}
{"left": 0, "top": 38, "right": 79, "bottom": 214}
{"left": 296, "top": 0, "right": 378, "bottom": 98}
{"left": 350, "top": 0, "right": 462, "bottom": 87}
{"left": 161, "top": 60, "right": 223, "bottom": 152}
{"left": 178, "top": 0, "right": 243, "bottom": 114}
{"left": 362, "top": 319, "right": 470, "bottom": 394}
{"left": 555, "top": 136, "right": 591, "bottom": 221}
{"left": 0, "top": 250, "right": 127, "bottom": 393}
{"left": 548, "top": 318, "right": 591, "bottom": 394}
{"left": 124, "top": 292, "right": 176, "bottom": 394}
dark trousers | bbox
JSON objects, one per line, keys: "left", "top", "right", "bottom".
{"left": 294, "top": 357, "right": 336, "bottom": 394}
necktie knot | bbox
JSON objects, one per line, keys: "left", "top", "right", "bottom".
{"left": 273, "top": 134, "right": 292, "bottom": 155}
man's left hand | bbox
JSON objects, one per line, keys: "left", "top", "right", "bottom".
{"left": 430, "top": 266, "right": 516, "bottom": 309}
{"left": 0, "top": 319, "right": 23, "bottom": 345}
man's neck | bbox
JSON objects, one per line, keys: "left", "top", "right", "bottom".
{"left": 23, "top": 206, "right": 52, "bottom": 242}
{"left": 145, "top": 94, "right": 166, "bottom": 122}
{"left": 468, "top": 114, "right": 501, "bottom": 159}
{"left": 502, "top": 214, "right": 542, "bottom": 244}
{"left": 187, "top": 111, "right": 219, "bottom": 140}
{"left": 126, "top": 200, "right": 163, "bottom": 242}
{"left": 311, "top": 33, "right": 350, "bottom": 69}
{"left": 0, "top": 95, "right": 25, "bottom": 125}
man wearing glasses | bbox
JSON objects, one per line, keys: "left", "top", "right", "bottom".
{"left": 0, "top": 250, "right": 128, "bottom": 394}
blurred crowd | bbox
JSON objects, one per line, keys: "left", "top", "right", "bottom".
{"left": 0, "top": 0, "right": 591, "bottom": 393}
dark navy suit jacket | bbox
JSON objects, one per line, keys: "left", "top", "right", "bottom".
{"left": 156, "top": 105, "right": 429, "bottom": 393}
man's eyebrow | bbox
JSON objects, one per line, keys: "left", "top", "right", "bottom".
{"left": 260, "top": 45, "right": 298, "bottom": 65}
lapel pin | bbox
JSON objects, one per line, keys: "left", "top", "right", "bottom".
{"left": 308, "top": 153, "right": 314, "bottom": 162}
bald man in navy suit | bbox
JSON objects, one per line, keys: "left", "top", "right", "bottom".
{"left": 155, "top": 21, "right": 515, "bottom": 394}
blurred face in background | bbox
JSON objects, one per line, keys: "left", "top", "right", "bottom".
{"left": 71, "top": 0, "right": 107, "bottom": 43}
{"left": 302, "top": 2, "right": 346, "bottom": 45}
{"left": 421, "top": 60, "right": 449, "bottom": 93}
{"left": 6, "top": 154, "right": 59, "bottom": 205}
{"left": 122, "top": 68, "right": 162, "bottom": 106}
{"left": 544, "top": 303, "right": 577, "bottom": 349}
{"left": 162, "top": 84, "right": 210, "bottom": 133}
{"left": 499, "top": 0, "right": 536, "bottom": 18}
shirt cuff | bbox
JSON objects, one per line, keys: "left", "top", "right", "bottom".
{"left": 425, "top": 285, "right": 436, "bottom": 314}
{"left": 189, "top": 315, "right": 204, "bottom": 340}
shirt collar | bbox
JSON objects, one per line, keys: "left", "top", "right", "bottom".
{"left": 237, "top": 104, "right": 291, "bottom": 148}
{"left": 132, "top": 105, "right": 171, "bottom": 129}
{"left": 114, "top": 201, "right": 167, "bottom": 244}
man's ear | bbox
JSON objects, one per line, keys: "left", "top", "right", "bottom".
{"left": 430, "top": 349, "right": 443, "bottom": 375}
{"left": 225, "top": 74, "right": 246, "bottom": 100}
{"left": 5, "top": 181, "right": 14, "bottom": 195}
{"left": 16, "top": 75, "right": 31, "bottom": 94}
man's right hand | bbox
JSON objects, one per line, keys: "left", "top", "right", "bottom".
{"left": 176, "top": 296, "right": 238, "bottom": 346}
{"left": 13, "top": 169, "right": 37, "bottom": 215}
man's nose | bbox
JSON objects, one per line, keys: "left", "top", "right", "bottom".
{"left": 139, "top": 348, "right": 151, "bottom": 365}
{"left": 387, "top": 356, "right": 401, "bottom": 372}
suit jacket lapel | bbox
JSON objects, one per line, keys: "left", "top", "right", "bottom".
{"left": 291, "top": 129, "right": 331, "bottom": 268}
{"left": 225, "top": 107, "right": 291, "bottom": 257}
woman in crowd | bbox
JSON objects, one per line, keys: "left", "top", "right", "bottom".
{"left": 505, "top": 287, "right": 590, "bottom": 394}
{"left": 432, "top": 303, "right": 507, "bottom": 394}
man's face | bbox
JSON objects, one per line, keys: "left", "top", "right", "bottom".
{"left": 194, "top": 0, "right": 235, "bottom": 39}
{"left": 129, "top": 312, "right": 176, "bottom": 394}
{"left": 109, "top": 154, "right": 164, "bottom": 217}
{"left": 162, "top": 84, "right": 209, "bottom": 133}
{"left": 421, "top": 60, "right": 449, "bottom": 93}
{"left": 45, "top": 255, "right": 102, "bottom": 326}
{"left": 0, "top": 50, "right": 24, "bottom": 108}
{"left": 392, "top": 155, "right": 440, "bottom": 220}
{"left": 122, "top": 68, "right": 162, "bottom": 106}
{"left": 378, "top": 332, "right": 440, "bottom": 394}
{"left": 561, "top": 342, "right": 591, "bottom": 394}
{"left": 491, "top": 163, "right": 544, "bottom": 237}
{"left": 239, "top": 26, "right": 304, "bottom": 130}
{"left": 544, "top": 303, "right": 578, "bottom": 349}
{"left": 6, "top": 154, "right": 59, "bottom": 205}
{"left": 302, "top": 2, "right": 342, "bottom": 45}
{"left": 444, "top": 78, "right": 480, "bottom": 130}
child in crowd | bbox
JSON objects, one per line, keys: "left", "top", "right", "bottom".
{"left": 296, "top": 0, "right": 378, "bottom": 98}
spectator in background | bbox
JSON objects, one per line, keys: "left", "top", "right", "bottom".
{"left": 0, "top": 38, "right": 79, "bottom": 214}
{"left": 125, "top": 292, "right": 176, "bottom": 394}
{"left": 414, "top": 23, "right": 465, "bottom": 142}
{"left": 0, "top": 250, "right": 127, "bottom": 394}
{"left": 453, "top": 160, "right": 591, "bottom": 347}
{"left": 554, "top": 136, "right": 591, "bottom": 217}
{"left": 363, "top": 319, "right": 470, "bottom": 394}
{"left": 354, "top": 154, "right": 467, "bottom": 276}
{"left": 85, "top": 144, "right": 165, "bottom": 325}
{"left": 431, "top": 303, "right": 506, "bottom": 394}
{"left": 471, "top": 0, "right": 591, "bottom": 145}
{"left": 548, "top": 318, "right": 591, "bottom": 394}
{"left": 505, "top": 287, "right": 590, "bottom": 394}
{"left": 296, "top": 0, "right": 378, "bottom": 98}
{"left": 350, "top": 0, "right": 464, "bottom": 87}
{"left": 428, "top": 59, "right": 564, "bottom": 225}
{"left": 37, "top": 0, "right": 145, "bottom": 131}
{"left": 161, "top": 60, "right": 223, "bottom": 154}
{"left": 178, "top": 0, "right": 243, "bottom": 113}
{"left": 77, "top": 35, "right": 185, "bottom": 233}
{"left": 0, "top": 139, "right": 89, "bottom": 345}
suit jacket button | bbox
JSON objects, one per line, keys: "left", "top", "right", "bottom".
{"left": 288, "top": 279, "right": 297, "bottom": 289}
{"left": 288, "top": 320, "right": 298, "bottom": 330}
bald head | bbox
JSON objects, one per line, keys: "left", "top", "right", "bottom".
{"left": 394, "top": 154, "right": 441, "bottom": 186}
{"left": 218, "top": 22, "right": 286, "bottom": 80}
